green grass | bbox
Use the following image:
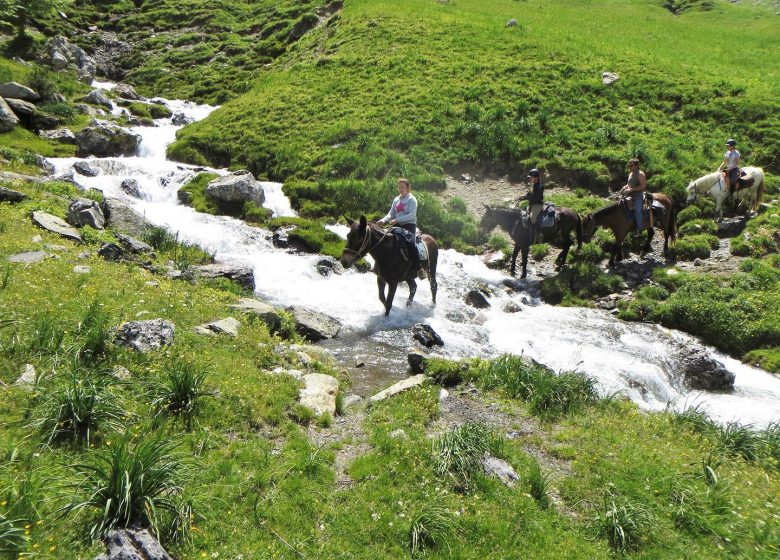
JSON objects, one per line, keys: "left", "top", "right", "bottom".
{"left": 432, "top": 422, "right": 503, "bottom": 491}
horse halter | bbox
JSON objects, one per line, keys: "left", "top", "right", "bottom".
{"left": 342, "top": 224, "right": 389, "bottom": 260}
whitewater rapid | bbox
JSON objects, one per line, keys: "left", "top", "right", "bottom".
{"left": 47, "top": 87, "right": 780, "bottom": 428}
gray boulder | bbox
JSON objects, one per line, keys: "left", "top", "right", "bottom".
{"left": 679, "top": 347, "right": 735, "bottom": 391}
{"left": 299, "top": 373, "right": 340, "bottom": 416}
{"left": 0, "top": 97, "right": 19, "bottom": 131}
{"left": 205, "top": 171, "right": 265, "bottom": 209}
{"left": 31, "top": 211, "right": 82, "bottom": 242}
{"left": 101, "top": 197, "right": 152, "bottom": 236}
{"left": 75, "top": 125, "right": 141, "bottom": 157}
{"left": 31, "top": 113, "right": 61, "bottom": 130}
{"left": 114, "top": 319, "right": 175, "bottom": 353}
{"left": 4, "top": 98, "right": 37, "bottom": 116}
{"left": 229, "top": 298, "right": 283, "bottom": 331}
{"left": 39, "top": 128, "right": 77, "bottom": 144}
{"left": 194, "top": 317, "right": 240, "bottom": 337}
{"left": 194, "top": 263, "right": 254, "bottom": 290}
{"left": 287, "top": 305, "right": 341, "bottom": 341}
{"left": 113, "top": 83, "right": 140, "bottom": 100}
{"left": 7, "top": 251, "right": 49, "bottom": 264}
{"left": 115, "top": 233, "right": 154, "bottom": 254}
{"left": 0, "top": 82, "right": 40, "bottom": 101}
{"left": 120, "top": 178, "right": 141, "bottom": 198}
{"left": 369, "top": 375, "right": 426, "bottom": 403}
{"left": 176, "top": 190, "right": 192, "bottom": 205}
{"left": 316, "top": 257, "right": 344, "bottom": 276}
{"left": 602, "top": 71, "right": 619, "bottom": 85}
{"left": 82, "top": 89, "right": 113, "bottom": 109}
{"left": 482, "top": 454, "right": 519, "bottom": 487}
{"left": 465, "top": 289, "right": 490, "bottom": 309}
{"left": 0, "top": 186, "right": 27, "bottom": 202}
{"left": 408, "top": 351, "right": 428, "bottom": 374}
{"left": 43, "top": 36, "right": 96, "bottom": 82}
{"left": 171, "top": 111, "right": 194, "bottom": 126}
{"left": 14, "top": 364, "right": 37, "bottom": 388}
{"left": 95, "top": 528, "right": 173, "bottom": 560}
{"left": 67, "top": 198, "right": 105, "bottom": 229}
{"left": 412, "top": 323, "right": 444, "bottom": 348}
{"left": 73, "top": 160, "right": 100, "bottom": 177}
{"left": 507, "top": 18, "right": 518, "bottom": 27}
{"left": 97, "top": 242, "right": 124, "bottom": 261}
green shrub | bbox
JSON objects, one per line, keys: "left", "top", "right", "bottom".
{"left": 678, "top": 219, "right": 717, "bottom": 236}
{"left": 142, "top": 225, "right": 178, "bottom": 252}
{"left": 128, "top": 102, "right": 173, "bottom": 120}
{"left": 0, "top": 513, "right": 26, "bottom": 555}
{"left": 178, "top": 172, "right": 219, "bottom": 214}
{"left": 676, "top": 206, "right": 702, "bottom": 225}
{"left": 744, "top": 347, "right": 780, "bottom": 373}
{"left": 527, "top": 459, "right": 552, "bottom": 509}
{"left": 424, "top": 357, "right": 467, "bottom": 387}
{"left": 243, "top": 201, "right": 272, "bottom": 224}
{"left": 75, "top": 299, "right": 113, "bottom": 364}
{"left": 487, "top": 233, "right": 510, "bottom": 252}
{"left": 669, "top": 234, "right": 717, "bottom": 261}
{"left": 63, "top": 432, "right": 190, "bottom": 539}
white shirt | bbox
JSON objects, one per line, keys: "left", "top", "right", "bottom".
{"left": 724, "top": 149, "right": 740, "bottom": 170}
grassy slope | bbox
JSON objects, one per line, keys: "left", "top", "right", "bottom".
{"left": 170, "top": 0, "right": 780, "bottom": 196}
{"left": 1, "top": 179, "right": 778, "bottom": 559}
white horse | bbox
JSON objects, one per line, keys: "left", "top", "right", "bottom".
{"left": 686, "top": 167, "right": 765, "bottom": 221}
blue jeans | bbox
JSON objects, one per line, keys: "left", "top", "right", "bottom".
{"left": 632, "top": 192, "right": 644, "bottom": 232}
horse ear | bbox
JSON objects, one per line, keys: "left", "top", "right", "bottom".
{"left": 359, "top": 215, "right": 367, "bottom": 230}
{"left": 344, "top": 216, "right": 355, "bottom": 226}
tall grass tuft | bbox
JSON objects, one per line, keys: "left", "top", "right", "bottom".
{"left": 670, "top": 403, "right": 718, "bottom": 435}
{"left": 148, "top": 358, "right": 214, "bottom": 431}
{"left": 62, "top": 432, "right": 189, "bottom": 540}
{"left": 28, "top": 372, "right": 125, "bottom": 447}
{"left": 75, "top": 300, "right": 112, "bottom": 364}
{"left": 142, "top": 225, "right": 178, "bottom": 252}
{"left": 0, "top": 513, "right": 26, "bottom": 555}
{"left": 590, "top": 491, "right": 654, "bottom": 553}
{"left": 432, "top": 422, "right": 503, "bottom": 491}
{"left": 1, "top": 471, "right": 46, "bottom": 524}
{"left": 715, "top": 421, "right": 763, "bottom": 462}
{"left": 527, "top": 459, "right": 552, "bottom": 509}
{"left": 408, "top": 500, "right": 457, "bottom": 558}
{"left": 759, "top": 421, "right": 780, "bottom": 467}
{"left": 25, "top": 314, "right": 67, "bottom": 359}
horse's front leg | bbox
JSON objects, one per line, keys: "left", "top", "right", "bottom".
{"left": 406, "top": 278, "right": 417, "bottom": 307}
{"left": 520, "top": 245, "right": 529, "bottom": 279}
{"left": 510, "top": 243, "right": 521, "bottom": 276}
{"left": 377, "top": 277, "right": 387, "bottom": 306}
{"left": 641, "top": 228, "right": 654, "bottom": 257}
{"left": 384, "top": 282, "right": 398, "bottom": 316}
{"left": 555, "top": 239, "right": 571, "bottom": 270}
{"left": 715, "top": 198, "right": 723, "bottom": 222}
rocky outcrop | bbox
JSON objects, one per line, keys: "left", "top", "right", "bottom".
{"left": 194, "top": 263, "right": 254, "bottom": 291}
{"left": 229, "top": 298, "right": 282, "bottom": 331}
{"left": 113, "top": 83, "right": 140, "bottom": 100}
{"left": 74, "top": 161, "right": 100, "bottom": 177}
{"left": 408, "top": 351, "right": 428, "bottom": 374}
{"left": 412, "top": 323, "right": 444, "bottom": 348}
{"left": 42, "top": 35, "right": 96, "bottom": 82}
{"left": 194, "top": 317, "right": 240, "bottom": 337}
{"left": 88, "top": 32, "right": 133, "bottom": 81}
{"left": 369, "top": 374, "right": 426, "bottom": 403}
{"left": 31, "top": 211, "right": 82, "bottom": 242}
{"left": 287, "top": 305, "right": 341, "bottom": 341}
{"left": 114, "top": 319, "right": 175, "bottom": 353}
{"left": 0, "top": 98, "right": 19, "bottom": 131}
{"left": 120, "top": 178, "right": 141, "bottom": 198}
{"left": 82, "top": 89, "right": 113, "bottom": 109}
{"left": 205, "top": 171, "right": 265, "bottom": 210}
{"left": 39, "top": 128, "right": 77, "bottom": 144}
{"left": 299, "top": 373, "right": 340, "bottom": 416}
{"left": 0, "top": 82, "right": 40, "bottom": 101}
{"left": 95, "top": 528, "right": 173, "bottom": 560}
{"left": 67, "top": 198, "right": 106, "bottom": 229}
{"left": 316, "top": 257, "right": 344, "bottom": 276}
{"left": 75, "top": 125, "right": 141, "bottom": 157}
{"left": 679, "top": 347, "right": 735, "bottom": 391}
{"left": 101, "top": 197, "right": 152, "bottom": 236}
{"left": 31, "top": 114, "right": 61, "bottom": 131}
{"left": 0, "top": 186, "right": 27, "bottom": 202}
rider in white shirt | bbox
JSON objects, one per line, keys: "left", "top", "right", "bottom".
{"left": 719, "top": 139, "right": 740, "bottom": 194}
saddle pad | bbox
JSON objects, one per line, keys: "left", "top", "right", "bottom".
{"left": 539, "top": 209, "right": 555, "bottom": 228}
{"left": 416, "top": 240, "right": 428, "bottom": 262}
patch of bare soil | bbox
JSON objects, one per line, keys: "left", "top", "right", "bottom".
{"left": 307, "top": 404, "right": 370, "bottom": 490}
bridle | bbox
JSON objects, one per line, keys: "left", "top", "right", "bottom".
{"left": 342, "top": 224, "right": 391, "bottom": 260}
{"left": 688, "top": 173, "right": 723, "bottom": 202}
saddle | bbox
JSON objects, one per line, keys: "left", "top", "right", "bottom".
{"left": 389, "top": 227, "right": 428, "bottom": 263}
{"left": 620, "top": 192, "right": 653, "bottom": 212}
{"left": 519, "top": 202, "right": 556, "bottom": 230}
{"left": 620, "top": 193, "right": 666, "bottom": 227}
{"left": 724, "top": 169, "right": 754, "bottom": 191}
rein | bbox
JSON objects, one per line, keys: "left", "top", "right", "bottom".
{"left": 343, "top": 225, "right": 391, "bottom": 260}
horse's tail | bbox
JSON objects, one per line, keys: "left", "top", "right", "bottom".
{"left": 753, "top": 171, "right": 765, "bottom": 213}
{"left": 575, "top": 213, "right": 583, "bottom": 250}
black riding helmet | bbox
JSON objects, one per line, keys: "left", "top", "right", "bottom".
{"left": 528, "top": 168, "right": 540, "bottom": 178}
{"left": 725, "top": 139, "right": 736, "bottom": 146}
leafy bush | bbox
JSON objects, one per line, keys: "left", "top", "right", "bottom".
{"left": 432, "top": 422, "right": 503, "bottom": 491}
{"left": 487, "top": 233, "right": 510, "bottom": 252}
{"left": 675, "top": 205, "right": 702, "bottom": 225}
{"left": 669, "top": 234, "right": 717, "bottom": 261}
{"left": 678, "top": 219, "right": 717, "bottom": 236}
{"left": 63, "top": 433, "right": 190, "bottom": 539}
{"left": 142, "top": 225, "right": 178, "bottom": 252}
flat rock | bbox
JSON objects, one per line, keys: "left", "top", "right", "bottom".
{"left": 114, "top": 319, "right": 175, "bottom": 353}
{"left": 171, "top": 111, "right": 193, "bottom": 126}
{"left": 299, "top": 373, "right": 339, "bottom": 416}
{"left": 194, "top": 263, "right": 254, "bottom": 291}
{"left": 76, "top": 125, "right": 140, "bottom": 157}
{"left": 82, "top": 89, "right": 113, "bottom": 109}
{"left": 229, "top": 298, "right": 282, "bottom": 331}
{"left": 31, "top": 211, "right": 82, "bottom": 242}
{"left": 0, "top": 186, "right": 26, "bottom": 202}
{"left": 96, "top": 528, "right": 173, "bottom": 560}
{"left": 288, "top": 344, "right": 337, "bottom": 366}
{"left": 369, "top": 374, "right": 426, "bottom": 403}
{"left": 67, "top": 198, "right": 105, "bottom": 229}
{"left": 39, "top": 128, "right": 77, "bottom": 144}
{"left": 287, "top": 305, "right": 341, "bottom": 341}
{"left": 110, "top": 366, "right": 131, "bottom": 381}
{"left": 0, "top": 82, "right": 40, "bottom": 101}
{"left": 14, "top": 364, "right": 37, "bottom": 388}
{"left": 602, "top": 71, "right": 619, "bottom": 85}
{"left": 503, "top": 301, "right": 522, "bottom": 313}
{"left": 343, "top": 394, "right": 363, "bottom": 409}
{"left": 271, "top": 367, "right": 304, "bottom": 381}
{"left": 113, "top": 83, "right": 140, "bottom": 100}
{"left": 115, "top": 233, "right": 153, "bottom": 254}
{"left": 7, "top": 251, "right": 49, "bottom": 264}
{"left": 482, "top": 454, "right": 519, "bottom": 487}
{"left": 194, "top": 317, "right": 240, "bottom": 337}
{"left": 101, "top": 197, "right": 152, "bottom": 236}
{"left": 98, "top": 242, "right": 124, "bottom": 261}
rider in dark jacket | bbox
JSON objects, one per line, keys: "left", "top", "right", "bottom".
{"left": 527, "top": 169, "right": 544, "bottom": 243}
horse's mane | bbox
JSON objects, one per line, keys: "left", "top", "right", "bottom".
{"left": 486, "top": 205, "right": 524, "bottom": 217}
{"left": 690, "top": 171, "right": 722, "bottom": 191}
{"left": 591, "top": 202, "right": 619, "bottom": 219}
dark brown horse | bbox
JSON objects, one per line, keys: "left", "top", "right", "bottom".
{"left": 479, "top": 205, "right": 582, "bottom": 278}
{"left": 581, "top": 193, "right": 677, "bottom": 267}
{"left": 340, "top": 216, "right": 439, "bottom": 316}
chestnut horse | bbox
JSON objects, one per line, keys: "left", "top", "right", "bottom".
{"left": 581, "top": 193, "right": 676, "bottom": 267}
{"left": 340, "top": 216, "right": 438, "bottom": 316}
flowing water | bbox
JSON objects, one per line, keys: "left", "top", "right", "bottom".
{"left": 48, "top": 87, "right": 780, "bottom": 427}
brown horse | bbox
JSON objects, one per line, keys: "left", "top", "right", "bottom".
{"left": 581, "top": 193, "right": 677, "bottom": 267}
{"left": 479, "top": 205, "right": 582, "bottom": 278}
{"left": 340, "top": 216, "right": 439, "bottom": 316}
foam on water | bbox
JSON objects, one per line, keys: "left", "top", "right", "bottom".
{"left": 47, "top": 85, "right": 780, "bottom": 427}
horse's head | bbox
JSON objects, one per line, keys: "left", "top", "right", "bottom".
{"left": 478, "top": 205, "right": 498, "bottom": 236}
{"left": 685, "top": 180, "right": 698, "bottom": 205}
{"left": 581, "top": 213, "right": 597, "bottom": 242}
{"left": 340, "top": 215, "right": 369, "bottom": 268}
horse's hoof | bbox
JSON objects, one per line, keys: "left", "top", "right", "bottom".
{"left": 406, "top": 301, "right": 413, "bottom": 308}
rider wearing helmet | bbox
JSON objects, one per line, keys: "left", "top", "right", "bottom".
{"left": 720, "top": 139, "right": 740, "bottom": 195}
{"left": 526, "top": 168, "right": 544, "bottom": 243}
{"left": 378, "top": 178, "right": 420, "bottom": 273}
{"left": 620, "top": 158, "right": 647, "bottom": 235}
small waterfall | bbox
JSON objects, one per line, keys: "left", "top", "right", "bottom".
{"left": 45, "top": 83, "right": 780, "bottom": 428}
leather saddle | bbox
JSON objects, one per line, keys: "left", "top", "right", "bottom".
{"left": 724, "top": 169, "right": 754, "bottom": 191}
